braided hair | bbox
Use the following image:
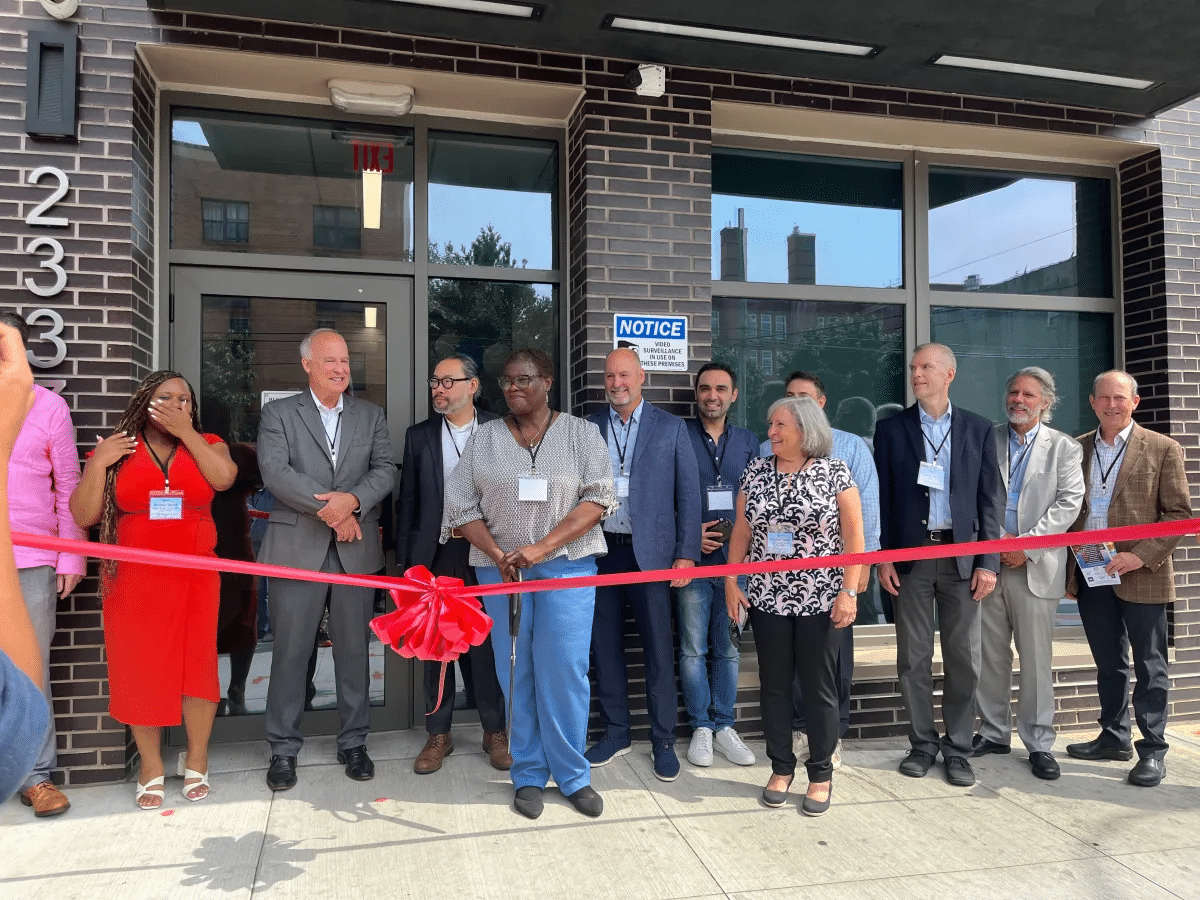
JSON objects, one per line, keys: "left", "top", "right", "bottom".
{"left": 97, "top": 370, "right": 201, "bottom": 583}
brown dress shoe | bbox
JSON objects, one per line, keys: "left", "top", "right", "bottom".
{"left": 21, "top": 781, "right": 70, "bottom": 817}
{"left": 483, "top": 731, "right": 513, "bottom": 771}
{"left": 414, "top": 733, "right": 454, "bottom": 774}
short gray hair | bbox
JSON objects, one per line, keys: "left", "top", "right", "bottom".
{"left": 1093, "top": 369, "right": 1138, "bottom": 397}
{"left": 767, "top": 395, "right": 833, "bottom": 458}
{"left": 913, "top": 342, "right": 957, "bottom": 370}
{"left": 1006, "top": 366, "right": 1059, "bottom": 423}
{"left": 299, "top": 328, "right": 340, "bottom": 359}
{"left": 440, "top": 352, "right": 482, "bottom": 400}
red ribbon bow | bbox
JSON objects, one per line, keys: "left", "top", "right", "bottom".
{"left": 370, "top": 565, "right": 494, "bottom": 661}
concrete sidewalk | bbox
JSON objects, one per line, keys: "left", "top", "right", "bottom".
{"left": 4, "top": 725, "right": 1200, "bottom": 900}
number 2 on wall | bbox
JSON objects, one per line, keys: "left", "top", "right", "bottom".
{"left": 24, "top": 166, "right": 70, "bottom": 299}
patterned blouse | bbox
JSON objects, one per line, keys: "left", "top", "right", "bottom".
{"left": 739, "top": 455, "right": 855, "bottom": 617}
{"left": 441, "top": 413, "right": 617, "bottom": 568}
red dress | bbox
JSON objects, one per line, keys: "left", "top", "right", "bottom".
{"left": 102, "top": 434, "right": 224, "bottom": 726}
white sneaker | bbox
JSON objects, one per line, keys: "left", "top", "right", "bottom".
{"left": 687, "top": 727, "right": 714, "bottom": 767}
{"left": 831, "top": 739, "right": 843, "bottom": 770}
{"left": 793, "top": 730, "right": 809, "bottom": 758}
{"left": 714, "top": 727, "right": 756, "bottom": 766}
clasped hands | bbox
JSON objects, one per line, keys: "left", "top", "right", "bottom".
{"left": 315, "top": 490, "right": 361, "bottom": 541}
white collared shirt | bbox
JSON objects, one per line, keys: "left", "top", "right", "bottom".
{"left": 310, "top": 388, "right": 344, "bottom": 462}
{"left": 1086, "top": 420, "right": 1134, "bottom": 532}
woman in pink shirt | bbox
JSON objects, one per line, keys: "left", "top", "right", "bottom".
{"left": 1, "top": 311, "right": 85, "bottom": 818}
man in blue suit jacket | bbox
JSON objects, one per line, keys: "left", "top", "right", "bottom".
{"left": 585, "top": 348, "right": 702, "bottom": 781}
{"left": 874, "top": 343, "right": 1004, "bottom": 788}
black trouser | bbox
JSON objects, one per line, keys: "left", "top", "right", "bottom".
{"left": 792, "top": 623, "right": 853, "bottom": 737}
{"left": 424, "top": 538, "right": 506, "bottom": 735}
{"left": 1077, "top": 582, "right": 1170, "bottom": 760}
{"left": 750, "top": 606, "right": 841, "bottom": 783}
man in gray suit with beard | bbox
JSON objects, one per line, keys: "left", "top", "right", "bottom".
{"left": 972, "top": 367, "right": 1083, "bottom": 780}
{"left": 258, "top": 328, "right": 394, "bottom": 791}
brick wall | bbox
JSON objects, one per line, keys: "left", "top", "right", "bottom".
{"left": 4, "top": 3, "right": 1199, "bottom": 777}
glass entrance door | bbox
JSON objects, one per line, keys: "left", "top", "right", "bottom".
{"left": 171, "top": 267, "right": 414, "bottom": 742}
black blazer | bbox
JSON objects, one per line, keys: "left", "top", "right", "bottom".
{"left": 396, "top": 409, "right": 499, "bottom": 571}
{"left": 873, "top": 402, "right": 1004, "bottom": 579}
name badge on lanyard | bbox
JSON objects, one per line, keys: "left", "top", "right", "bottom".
{"left": 518, "top": 474, "right": 549, "bottom": 502}
{"left": 917, "top": 461, "right": 945, "bottom": 490}
{"left": 149, "top": 490, "right": 184, "bottom": 520}
{"left": 706, "top": 484, "right": 734, "bottom": 512}
{"left": 765, "top": 522, "right": 794, "bottom": 555}
{"left": 614, "top": 474, "right": 630, "bottom": 498}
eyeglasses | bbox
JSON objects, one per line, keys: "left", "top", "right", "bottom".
{"left": 428, "top": 376, "right": 472, "bottom": 390}
{"left": 498, "top": 375, "right": 541, "bottom": 391}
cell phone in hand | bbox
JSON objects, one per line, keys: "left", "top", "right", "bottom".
{"left": 729, "top": 603, "right": 747, "bottom": 644}
{"left": 711, "top": 518, "right": 733, "bottom": 543}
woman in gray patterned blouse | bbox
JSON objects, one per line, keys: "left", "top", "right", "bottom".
{"left": 443, "top": 348, "right": 616, "bottom": 820}
{"left": 725, "top": 395, "right": 863, "bottom": 817}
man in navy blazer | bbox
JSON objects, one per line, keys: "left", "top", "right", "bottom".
{"left": 874, "top": 343, "right": 1004, "bottom": 788}
{"left": 396, "top": 352, "right": 510, "bottom": 776}
{"left": 585, "top": 347, "right": 702, "bottom": 781}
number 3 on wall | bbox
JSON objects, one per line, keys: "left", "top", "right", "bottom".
{"left": 24, "top": 166, "right": 70, "bottom": 299}
{"left": 24, "top": 308, "right": 67, "bottom": 369}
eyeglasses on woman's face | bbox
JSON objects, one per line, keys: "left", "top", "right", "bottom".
{"left": 498, "top": 375, "right": 542, "bottom": 391}
{"left": 428, "top": 376, "right": 472, "bottom": 390}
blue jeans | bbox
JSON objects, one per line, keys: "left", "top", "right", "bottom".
{"left": 675, "top": 576, "right": 741, "bottom": 731}
{"left": 478, "top": 554, "right": 597, "bottom": 796}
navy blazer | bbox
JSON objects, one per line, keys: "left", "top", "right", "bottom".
{"left": 395, "top": 409, "right": 499, "bottom": 571}
{"left": 588, "top": 401, "right": 703, "bottom": 572}
{"left": 873, "top": 402, "right": 1004, "bottom": 579}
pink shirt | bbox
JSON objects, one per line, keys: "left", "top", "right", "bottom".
{"left": 8, "top": 385, "right": 86, "bottom": 574}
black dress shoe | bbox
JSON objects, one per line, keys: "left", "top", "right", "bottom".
{"left": 337, "top": 745, "right": 375, "bottom": 781}
{"left": 1029, "top": 751, "right": 1061, "bottom": 780}
{"left": 971, "top": 734, "right": 1012, "bottom": 757}
{"left": 267, "top": 755, "right": 297, "bottom": 791}
{"left": 566, "top": 785, "right": 604, "bottom": 818}
{"left": 1065, "top": 736, "right": 1134, "bottom": 761}
{"left": 514, "top": 786, "right": 544, "bottom": 819}
{"left": 801, "top": 782, "right": 832, "bottom": 817}
{"left": 944, "top": 756, "right": 976, "bottom": 787}
{"left": 1129, "top": 757, "right": 1166, "bottom": 787}
{"left": 898, "top": 749, "right": 936, "bottom": 778}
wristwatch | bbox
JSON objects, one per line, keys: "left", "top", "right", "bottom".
{"left": 838, "top": 588, "right": 858, "bottom": 598}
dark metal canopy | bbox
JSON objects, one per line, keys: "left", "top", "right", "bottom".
{"left": 150, "top": 0, "right": 1200, "bottom": 118}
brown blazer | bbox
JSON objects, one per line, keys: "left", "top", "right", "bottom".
{"left": 1067, "top": 422, "right": 1192, "bottom": 603}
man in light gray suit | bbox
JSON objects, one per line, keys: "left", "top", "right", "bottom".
{"left": 258, "top": 328, "right": 394, "bottom": 791}
{"left": 972, "top": 367, "right": 1083, "bottom": 780}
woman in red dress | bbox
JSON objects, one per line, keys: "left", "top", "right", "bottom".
{"left": 71, "top": 371, "right": 237, "bottom": 808}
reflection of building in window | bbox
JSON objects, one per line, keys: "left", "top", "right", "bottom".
{"left": 313, "top": 205, "right": 361, "bottom": 251}
{"left": 202, "top": 199, "right": 249, "bottom": 243}
{"left": 712, "top": 310, "right": 719, "bottom": 336}
{"left": 228, "top": 296, "right": 250, "bottom": 334}
{"left": 775, "top": 315, "right": 787, "bottom": 338}
{"left": 719, "top": 208, "right": 748, "bottom": 281}
{"left": 747, "top": 313, "right": 756, "bottom": 335}
{"left": 761, "top": 316, "right": 772, "bottom": 337}
{"left": 762, "top": 351, "right": 772, "bottom": 376}
{"left": 787, "top": 227, "right": 816, "bottom": 284}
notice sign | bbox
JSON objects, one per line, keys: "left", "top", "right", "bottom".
{"left": 613, "top": 313, "right": 688, "bottom": 372}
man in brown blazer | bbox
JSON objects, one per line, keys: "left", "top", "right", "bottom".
{"left": 1065, "top": 370, "right": 1192, "bottom": 787}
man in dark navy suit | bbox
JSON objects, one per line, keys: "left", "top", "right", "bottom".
{"left": 585, "top": 347, "right": 701, "bottom": 782}
{"left": 874, "top": 343, "right": 1004, "bottom": 787}
{"left": 396, "top": 353, "right": 510, "bottom": 775}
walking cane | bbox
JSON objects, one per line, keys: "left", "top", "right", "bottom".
{"left": 506, "top": 569, "right": 522, "bottom": 740}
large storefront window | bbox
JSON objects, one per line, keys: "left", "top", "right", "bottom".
{"left": 931, "top": 307, "right": 1115, "bottom": 436}
{"left": 712, "top": 150, "right": 903, "bottom": 288}
{"left": 428, "top": 279, "right": 558, "bottom": 417}
{"left": 171, "top": 109, "right": 415, "bottom": 260}
{"left": 712, "top": 298, "right": 905, "bottom": 441}
{"left": 928, "top": 168, "right": 1113, "bottom": 297}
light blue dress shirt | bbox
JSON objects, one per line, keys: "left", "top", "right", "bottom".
{"left": 1086, "top": 421, "right": 1134, "bottom": 533}
{"left": 759, "top": 427, "right": 881, "bottom": 552}
{"left": 604, "top": 398, "right": 643, "bottom": 535}
{"left": 1004, "top": 422, "right": 1040, "bottom": 536}
{"left": 920, "top": 402, "right": 953, "bottom": 531}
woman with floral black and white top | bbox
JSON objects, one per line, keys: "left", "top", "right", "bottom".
{"left": 726, "top": 395, "right": 863, "bottom": 817}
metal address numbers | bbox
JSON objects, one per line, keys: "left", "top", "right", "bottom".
{"left": 22, "top": 166, "right": 70, "bottom": 369}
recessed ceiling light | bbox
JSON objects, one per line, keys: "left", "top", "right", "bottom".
{"left": 603, "top": 15, "right": 880, "bottom": 58}
{"left": 931, "top": 54, "right": 1155, "bottom": 90}
{"left": 381, "top": 0, "right": 542, "bottom": 19}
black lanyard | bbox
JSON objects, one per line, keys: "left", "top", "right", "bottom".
{"left": 611, "top": 411, "right": 634, "bottom": 474}
{"left": 1008, "top": 431, "right": 1035, "bottom": 481}
{"left": 324, "top": 410, "right": 342, "bottom": 458}
{"left": 517, "top": 410, "right": 553, "bottom": 474}
{"left": 443, "top": 413, "right": 476, "bottom": 459}
{"left": 922, "top": 417, "right": 951, "bottom": 462}
{"left": 1094, "top": 435, "right": 1128, "bottom": 489}
{"left": 144, "top": 437, "right": 177, "bottom": 491}
{"left": 698, "top": 420, "right": 728, "bottom": 485}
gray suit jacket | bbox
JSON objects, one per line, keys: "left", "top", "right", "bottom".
{"left": 994, "top": 423, "right": 1084, "bottom": 598}
{"left": 257, "top": 391, "right": 395, "bottom": 574}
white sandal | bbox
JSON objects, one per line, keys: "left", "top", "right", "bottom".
{"left": 135, "top": 775, "right": 166, "bottom": 809}
{"left": 176, "top": 751, "right": 210, "bottom": 802}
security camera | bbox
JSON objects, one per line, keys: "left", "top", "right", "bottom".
{"left": 624, "top": 64, "right": 666, "bottom": 98}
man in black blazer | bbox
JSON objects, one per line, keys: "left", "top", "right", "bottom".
{"left": 396, "top": 353, "right": 510, "bottom": 775}
{"left": 874, "top": 343, "right": 1004, "bottom": 787}
{"left": 585, "top": 348, "right": 702, "bottom": 782}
